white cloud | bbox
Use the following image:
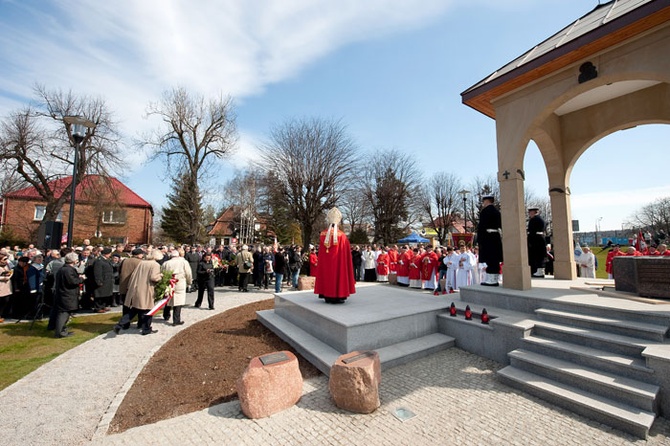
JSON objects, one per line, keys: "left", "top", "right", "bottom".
{"left": 0, "top": 0, "right": 456, "bottom": 180}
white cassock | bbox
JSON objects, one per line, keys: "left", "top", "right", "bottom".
{"left": 578, "top": 251, "right": 596, "bottom": 278}
{"left": 455, "top": 251, "right": 477, "bottom": 290}
{"left": 445, "top": 253, "right": 459, "bottom": 291}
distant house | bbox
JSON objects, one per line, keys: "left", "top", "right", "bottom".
{"left": 207, "top": 205, "right": 273, "bottom": 246}
{"left": 0, "top": 175, "right": 153, "bottom": 245}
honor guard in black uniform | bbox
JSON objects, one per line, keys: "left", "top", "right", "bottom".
{"left": 477, "top": 195, "right": 503, "bottom": 286}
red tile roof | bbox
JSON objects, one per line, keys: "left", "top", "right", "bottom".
{"left": 4, "top": 175, "right": 152, "bottom": 209}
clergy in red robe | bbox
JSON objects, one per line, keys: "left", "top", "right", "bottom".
{"left": 314, "top": 208, "right": 356, "bottom": 304}
{"left": 376, "top": 248, "right": 390, "bottom": 282}
{"left": 309, "top": 248, "right": 318, "bottom": 277}
{"left": 420, "top": 245, "right": 439, "bottom": 291}
{"left": 409, "top": 248, "right": 422, "bottom": 288}
{"left": 388, "top": 245, "right": 399, "bottom": 274}
{"left": 396, "top": 245, "right": 411, "bottom": 286}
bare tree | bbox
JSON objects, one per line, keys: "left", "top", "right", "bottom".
{"left": 0, "top": 85, "right": 122, "bottom": 237}
{"left": 626, "top": 196, "right": 670, "bottom": 238}
{"left": 221, "top": 170, "right": 265, "bottom": 245}
{"left": 144, "top": 87, "right": 238, "bottom": 243}
{"left": 339, "top": 187, "right": 371, "bottom": 233}
{"left": 363, "top": 149, "right": 420, "bottom": 245}
{"left": 256, "top": 117, "right": 358, "bottom": 251}
{"left": 418, "top": 172, "right": 463, "bottom": 246}
{"left": 467, "top": 175, "right": 500, "bottom": 232}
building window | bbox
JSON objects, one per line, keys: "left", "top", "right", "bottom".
{"left": 102, "top": 210, "right": 126, "bottom": 224}
{"left": 33, "top": 205, "right": 62, "bottom": 221}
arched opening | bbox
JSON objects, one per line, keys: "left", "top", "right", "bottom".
{"left": 524, "top": 123, "right": 670, "bottom": 248}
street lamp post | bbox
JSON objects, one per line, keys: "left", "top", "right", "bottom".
{"left": 596, "top": 216, "right": 603, "bottom": 247}
{"left": 459, "top": 189, "right": 471, "bottom": 234}
{"left": 63, "top": 116, "right": 96, "bottom": 248}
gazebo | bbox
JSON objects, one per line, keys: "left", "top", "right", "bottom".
{"left": 461, "top": 0, "right": 670, "bottom": 290}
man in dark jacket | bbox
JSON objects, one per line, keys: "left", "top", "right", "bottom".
{"left": 184, "top": 246, "right": 200, "bottom": 292}
{"left": 93, "top": 248, "right": 114, "bottom": 311}
{"left": 82, "top": 248, "right": 99, "bottom": 311}
{"left": 53, "top": 252, "right": 84, "bottom": 338}
{"left": 195, "top": 253, "right": 215, "bottom": 309}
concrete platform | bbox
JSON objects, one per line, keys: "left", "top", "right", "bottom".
{"left": 257, "top": 285, "right": 455, "bottom": 375}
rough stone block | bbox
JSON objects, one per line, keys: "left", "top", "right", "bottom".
{"left": 329, "top": 350, "right": 381, "bottom": 414}
{"left": 237, "top": 350, "right": 303, "bottom": 419}
{"left": 298, "top": 276, "right": 315, "bottom": 290}
{"left": 388, "top": 273, "right": 397, "bottom": 285}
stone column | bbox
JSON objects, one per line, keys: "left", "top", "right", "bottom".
{"left": 499, "top": 170, "right": 531, "bottom": 290}
{"left": 549, "top": 186, "right": 576, "bottom": 280}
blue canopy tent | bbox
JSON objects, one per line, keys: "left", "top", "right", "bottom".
{"left": 397, "top": 231, "right": 430, "bottom": 244}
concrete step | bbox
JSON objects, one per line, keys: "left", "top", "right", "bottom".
{"left": 532, "top": 321, "right": 650, "bottom": 357}
{"left": 256, "top": 309, "right": 341, "bottom": 375}
{"left": 535, "top": 308, "right": 669, "bottom": 342}
{"left": 498, "top": 366, "right": 656, "bottom": 439}
{"left": 376, "top": 333, "right": 455, "bottom": 370}
{"left": 460, "top": 286, "right": 670, "bottom": 326}
{"left": 257, "top": 309, "right": 454, "bottom": 376}
{"left": 273, "top": 289, "right": 451, "bottom": 353}
{"left": 522, "top": 335, "right": 654, "bottom": 382}
{"left": 508, "top": 349, "right": 659, "bottom": 412}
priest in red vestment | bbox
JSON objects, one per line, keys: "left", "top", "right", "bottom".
{"left": 409, "top": 248, "right": 422, "bottom": 288}
{"left": 376, "top": 248, "right": 390, "bottom": 282}
{"left": 314, "top": 208, "right": 356, "bottom": 304}
{"left": 396, "top": 245, "right": 411, "bottom": 286}
{"left": 421, "top": 245, "right": 439, "bottom": 292}
{"left": 309, "top": 247, "right": 318, "bottom": 277}
{"left": 388, "top": 245, "right": 399, "bottom": 274}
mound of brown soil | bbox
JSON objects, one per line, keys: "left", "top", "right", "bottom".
{"left": 109, "top": 299, "right": 320, "bottom": 433}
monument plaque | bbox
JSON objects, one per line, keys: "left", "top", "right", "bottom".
{"left": 342, "top": 351, "right": 375, "bottom": 364}
{"left": 636, "top": 258, "right": 670, "bottom": 299}
{"left": 613, "top": 257, "right": 637, "bottom": 293}
{"left": 259, "top": 352, "right": 289, "bottom": 365}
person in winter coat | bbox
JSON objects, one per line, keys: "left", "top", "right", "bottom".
{"left": 161, "top": 249, "right": 192, "bottom": 326}
{"left": 114, "top": 249, "right": 163, "bottom": 335}
{"left": 53, "top": 253, "right": 84, "bottom": 338}
{"left": 195, "top": 253, "right": 216, "bottom": 309}
{"left": 236, "top": 245, "right": 254, "bottom": 292}
{"left": 93, "top": 248, "right": 114, "bottom": 312}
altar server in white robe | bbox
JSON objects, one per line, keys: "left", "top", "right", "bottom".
{"left": 455, "top": 243, "right": 476, "bottom": 290}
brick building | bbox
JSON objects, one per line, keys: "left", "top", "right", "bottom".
{"left": 0, "top": 175, "right": 153, "bottom": 245}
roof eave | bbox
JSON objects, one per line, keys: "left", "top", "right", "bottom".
{"left": 461, "top": 1, "right": 670, "bottom": 119}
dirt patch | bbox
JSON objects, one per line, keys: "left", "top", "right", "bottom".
{"left": 108, "top": 299, "right": 321, "bottom": 433}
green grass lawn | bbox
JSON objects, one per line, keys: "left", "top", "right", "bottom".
{"left": 593, "top": 247, "right": 611, "bottom": 280}
{"left": 0, "top": 312, "right": 119, "bottom": 391}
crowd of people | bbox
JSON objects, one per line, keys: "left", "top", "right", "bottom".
{"left": 2, "top": 205, "right": 666, "bottom": 336}
{"left": 350, "top": 242, "right": 486, "bottom": 294}
{"left": 0, "top": 240, "right": 321, "bottom": 338}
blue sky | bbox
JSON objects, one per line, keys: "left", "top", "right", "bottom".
{"left": 0, "top": 0, "right": 668, "bottom": 233}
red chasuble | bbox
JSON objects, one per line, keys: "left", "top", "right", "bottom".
{"left": 388, "top": 249, "right": 399, "bottom": 273}
{"left": 376, "top": 252, "right": 390, "bottom": 276}
{"left": 309, "top": 252, "right": 318, "bottom": 277}
{"left": 421, "top": 251, "right": 438, "bottom": 281}
{"left": 408, "top": 253, "right": 421, "bottom": 281}
{"left": 397, "top": 250, "right": 412, "bottom": 278}
{"left": 314, "top": 228, "right": 356, "bottom": 300}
